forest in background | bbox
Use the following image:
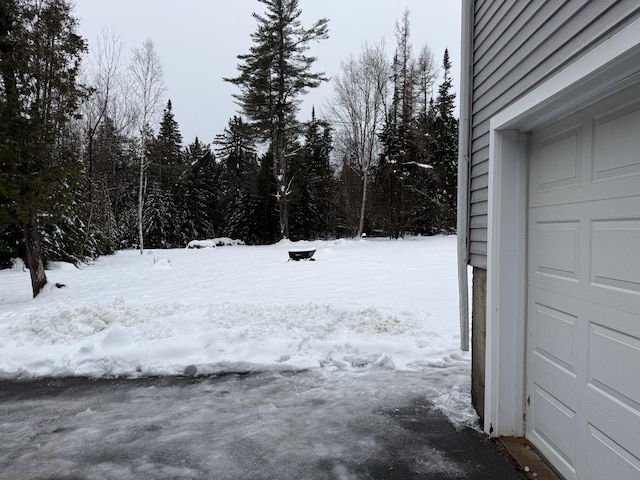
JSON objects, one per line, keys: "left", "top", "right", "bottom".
{"left": 0, "top": 0, "right": 458, "bottom": 296}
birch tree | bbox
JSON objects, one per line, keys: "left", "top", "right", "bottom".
{"left": 327, "top": 41, "right": 390, "bottom": 237}
{"left": 80, "top": 29, "right": 128, "bottom": 257}
{"left": 129, "top": 39, "right": 165, "bottom": 253}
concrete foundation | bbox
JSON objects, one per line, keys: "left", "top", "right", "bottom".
{"left": 471, "top": 267, "right": 487, "bottom": 428}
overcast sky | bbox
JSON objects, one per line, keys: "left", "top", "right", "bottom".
{"left": 73, "top": 0, "right": 461, "bottom": 145}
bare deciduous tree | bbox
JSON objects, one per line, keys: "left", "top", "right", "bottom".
{"left": 129, "top": 39, "right": 166, "bottom": 254}
{"left": 326, "top": 41, "right": 390, "bottom": 237}
{"left": 80, "top": 29, "right": 128, "bottom": 256}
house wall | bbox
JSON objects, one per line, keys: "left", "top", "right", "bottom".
{"left": 468, "top": 0, "right": 640, "bottom": 269}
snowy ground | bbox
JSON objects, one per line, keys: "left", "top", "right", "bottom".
{"left": 0, "top": 235, "right": 474, "bottom": 428}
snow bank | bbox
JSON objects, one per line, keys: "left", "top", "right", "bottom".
{"left": 187, "top": 237, "right": 244, "bottom": 248}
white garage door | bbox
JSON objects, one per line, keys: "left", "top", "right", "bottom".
{"left": 527, "top": 85, "right": 640, "bottom": 480}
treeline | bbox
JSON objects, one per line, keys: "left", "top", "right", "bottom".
{"left": 0, "top": 0, "right": 457, "bottom": 297}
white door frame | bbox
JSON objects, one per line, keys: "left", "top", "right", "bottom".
{"left": 484, "top": 18, "right": 640, "bottom": 437}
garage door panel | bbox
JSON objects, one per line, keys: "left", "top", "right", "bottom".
{"left": 528, "top": 205, "right": 583, "bottom": 288}
{"left": 591, "top": 218, "right": 640, "bottom": 294}
{"left": 528, "top": 379, "right": 578, "bottom": 478}
{"left": 593, "top": 101, "right": 640, "bottom": 182}
{"left": 530, "top": 300, "right": 579, "bottom": 377}
{"left": 529, "top": 124, "right": 583, "bottom": 208}
{"left": 588, "top": 322, "right": 640, "bottom": 417}
{"left": 526, "top": 372, "right": 580, "bottom": 480}
{"left": 537, "top": 128, "right": 581, "bottom": 189}
{"left": 533, "top": 220, "right": 580, "bottom": 281}
{"left": 586, "top": 423, "right": 640, "bottom": 480}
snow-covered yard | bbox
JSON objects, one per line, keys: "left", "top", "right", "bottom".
{"left": 0, "top": 235, "right": 474, "bottom": 427}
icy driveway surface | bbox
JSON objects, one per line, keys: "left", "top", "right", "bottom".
{"left": 0, "top": 369, "right": 525, "bottom": 480}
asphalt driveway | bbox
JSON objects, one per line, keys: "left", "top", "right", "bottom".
{"left": 0, "top": 370, "right": 527, "bottom": 480}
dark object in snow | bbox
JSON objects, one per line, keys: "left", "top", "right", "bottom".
{"left": 55, "top": 283, "right": 66, "bottom": 289}
{"left": 183, "top": 365, "right": 198, "bottom": 377}
{"left": 288, "top": 249, "right": 316, "bottom": 261}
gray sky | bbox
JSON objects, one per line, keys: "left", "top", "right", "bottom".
{"left": 73, "top": 0, "right": 461, "bottom": 145}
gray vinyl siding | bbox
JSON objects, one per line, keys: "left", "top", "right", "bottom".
{"left": 468, "top": 0, "right": 640, "bottom": 268}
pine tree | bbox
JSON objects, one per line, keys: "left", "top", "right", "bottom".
{"left": 215, "top": 116, "right": 259, "bottom": 237}
{"left": 143, "top": 183, "right": 177, "bottom": 248}
{"left": 252, "top": 149, "right": 280, "bottom": 244}
{"left": 176, "top": 138, "right": 220, "bottom": 243}
{"left": 153, "top": 99, "right": 183, "bottom": 192}
{"left": 224, "top": 0, "right": 329, "bottom": 239}
{"left": 376, "top": 10, "right": 437, "bottom": 238}
{"left": 302, "top": 108, "right": 335, "bottom": 238}
{"left": 113, "top": 136, "right": 141, "bottom": 249}
{"left": 0, "top": 0, "right": 88, "bottom": 296}
{"left": 286, "top": 138, "right": 313, "bottom": 240}
{"left": 141, "top": 99, "right": 185, "bottom": 247}
{"left": 428, "top": 49, "right": 458, "bottom": 232}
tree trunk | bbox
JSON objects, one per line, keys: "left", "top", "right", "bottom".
{"left": 357, "top": 170, "right": 368, "bottom": 237}
{"left": 273, "top": 130, "right": 289, "bottom": 240}
{"left": 23, "top": 217, "right": 47, "bottom": 298}
{"left": 138, "top": 152, "right": 145, "bottom": 254}
{"left": 279, "top": 187, "right": 289, "bottom": 239}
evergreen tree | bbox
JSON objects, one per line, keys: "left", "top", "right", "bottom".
{"left": 143, "top": 183, "right": 178, "bottom": 248}
{"left": 404, "top": 98, "right": 438, "bottom": 234}
{"left": 251, "top": 149, "right": 280, "bottom": 244}
{"left": 142, "top": 99, "right": 184, "bottom": 247}
{"left": 215, "top": 116, "right": 259, "bottom": 236}
{"left": 0, "top": 0, "right": 88, "bottom": 296}
{"left": 176, "top": 138, "right": 220, "bottom": 243}
{"left": 376, "top": 10, "right": 437, "bottom": 238}
{"left": 428, "top": 49, "right": 458, "bottom": 232}
{"left": 224, "top": 0, "right": 329, "bottom": 239}
{"left": 113, "top": 136, "right": 141, "bottom": 249}
{"left": 153, "top": 99, "right": 183, "bottom": 192}
{"left": 0, "top": 223, "right": 23, "bottom": 269}
{"left": 301, "top": 108, "right": 335, "bottom": 238}
{"left": 286, "top": 138, "right": 313, "bottom": 240}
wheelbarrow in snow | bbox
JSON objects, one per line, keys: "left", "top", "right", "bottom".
{"left": 288, "top": 249, "right": 316, "bottom": 261}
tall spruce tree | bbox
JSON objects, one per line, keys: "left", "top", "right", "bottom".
{"left": 286, "top": 138, "right": 312, "bottom": 240}
{"left": 214, "top": 116, "right": 259, "bottom": 238}
{"left": 429, "top": 49, "right": 458, "bottom": 232}
{"left": 302, "top": 108, "right": 334, "bottom": 238}
{"left": 176, "top": 138, "right": 220, "bottom": 243}
{"left": 0, "top": 0, "right": 87, "bottom": 296}
{"left": 153, "top": 99, "right": 183, "bottom": 192}
{"left": 143, "top": 99, "right": 183, "bottom": 247}
{"left": 224, "top": 0, "right": 328, "bottom": 239}
{"left": 376, "top": 11, "right": 438, "bottom": 238}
